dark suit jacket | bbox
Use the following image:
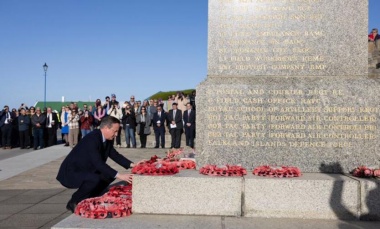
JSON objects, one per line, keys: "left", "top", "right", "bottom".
{"left": 56, "top": 129, "right": 133, "bottom": 188}
{"left": 152, "top": 111, "right": 167, "bottom": 132}
{"left": 183, "top": 109, "right": 196, "bottom": 129}
{"left": 0, "top": 110, "right": 16, "bottom": 127}
{"left": 168, "top": 109, "right": 183, "bottom": 129}
{"left": 45, "top": 112, "right": 59, "bottom": 129}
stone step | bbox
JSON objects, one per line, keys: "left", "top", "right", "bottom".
{"left": 131, "top": 170, "right": 380, "bottom": 220}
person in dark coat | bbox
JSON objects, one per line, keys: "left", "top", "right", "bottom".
{"left": 152, "top": 105, "right": 167, "bottom": 148}
{"left": 18, "top": 108, "right": 31, "bottom": 149}
{"left": 183, "top": 103, "right": 196, "bottom": 149}
{"left": 56, "top": 116, "right": 136, "bottom": 213}
{"left": 167, "top": 102, "right": 183, "bottom": 149}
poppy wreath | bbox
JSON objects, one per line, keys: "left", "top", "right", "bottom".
{"left": 166, "top": 148, "right": 184, "bottom": 159}
{"left": 199, "top": 164, "right": 247, "bottom": 177}
{"left": 75, "top": 185, "right": 132, "bottom": 219}
{"left": 352, "top": 166, "right": 380, "bottom": 178}
{"left": 252, "top": 165, "right": 302, "bottom": 178}
{"left": 131, "top": 154, "right": 196, "bottom": 175}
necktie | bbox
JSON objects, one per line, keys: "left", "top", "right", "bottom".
{"left": 188, "top": 110, "right": 191, "bottom": 122}
{"left": 103, "top": 141, "right": 107, "bottom": 149}
{"left": 173, "top": 110, "right": 176, "bottom": 119}
{"left": 158, "top": 112, "right": 161, "bottom": 118}
{"left": 47, "top": 114, "right": 50, "bottom": 126}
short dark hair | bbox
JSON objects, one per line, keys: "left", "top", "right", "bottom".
{"left": 100, "top": 116, "right": 120, "bottom": 129}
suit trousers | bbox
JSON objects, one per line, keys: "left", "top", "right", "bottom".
{"left": 170, "top": 128, "right": 182, "bottom": 148}
{"left": 154, "top": 128, "right": 165, "bottom": 147}
{"left": 1, "top": 124, "right": 12, "bottom": 147}
{"left": 71, "top": 173, "right": 115, "bottom": 204}
{"left": 46, "top": 127, "right": 56, "bottom": 147}
{"left": 185, "top": 126, "right": 195, "bottom": 148}
{"left": 19, "top": 130, "right": 30, "bottom": 148}
{"left": 33, "top": 128, "right": 44, "bottom": 149}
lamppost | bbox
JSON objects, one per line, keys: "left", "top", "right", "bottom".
{"left": 43, "top": 63, "right": 48, "bottom": 109}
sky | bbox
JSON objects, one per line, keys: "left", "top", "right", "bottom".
{"left": 0, "top": 0, "right": 379, "bottom": 109}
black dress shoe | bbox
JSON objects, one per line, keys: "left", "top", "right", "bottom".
{"left": 154, "top": 146, "right": 159, "bottom": 148}
{"left": 66, "top": 200, "right": 77, "bottom": 213}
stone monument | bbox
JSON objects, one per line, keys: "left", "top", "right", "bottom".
{"left": 196, "top": 0, "right": 379, "bottom": 173}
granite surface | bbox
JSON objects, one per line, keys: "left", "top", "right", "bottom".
{"left": 244, "top": 173, "right": 360, "bottom": 219}
{"left": 132, "top": 170, "right": 242, "bottom": 216}
{"left": 198, "top": 0, "right": 375, "bottom": 173}
{"left": 196, "top": 77, "right": 380, "bottom": 173}
{"left": 354, "top": 176, "right": 380, "bottom": 220}
{"left": 208, "top": 0, "right": 368, "bottom": 76}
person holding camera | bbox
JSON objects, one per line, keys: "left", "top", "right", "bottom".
{"left": 0, "top": 105, "right": 15, "bottom": 149}
{"left": 80, "top": 110, "right": 93, "bottom": 138}
{"left": 122, "top": 102, "right": 136, "bottom": 148}
{"left": 107, "top": 101, "right": 122, "bottom": 147}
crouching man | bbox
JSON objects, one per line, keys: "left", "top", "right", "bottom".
{"left": 56, "top": 116, "right": 136, "bottom": 212}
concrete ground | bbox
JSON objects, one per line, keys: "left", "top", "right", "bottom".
{"left": 0, "top": 134, "right": 379, "bottom": 229}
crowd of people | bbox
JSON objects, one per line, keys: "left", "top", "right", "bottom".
{"left": 0, "top": 90, "right": 197, "bottom": 151}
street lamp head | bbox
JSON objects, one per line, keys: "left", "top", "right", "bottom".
{"left": 43, "top": 63, "right": 48, "bottom": 72}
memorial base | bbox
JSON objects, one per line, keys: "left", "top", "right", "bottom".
{"left": 132, "top": 170, "right": 379, "bottom": 220}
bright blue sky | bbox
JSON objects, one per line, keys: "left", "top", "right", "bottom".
{"left": 0, "top": 0, "right": 379, "bottom": 109}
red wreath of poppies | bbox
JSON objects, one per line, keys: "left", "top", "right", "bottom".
{"left": 131, "top": 155, "right": 196, "bottom": 175}
{"left": 352, "top": 166, "right": 380, "bottom": 178}
{"left": 75, "top": 185, "right": 132, "bottom": 219}
{"left": 252, "top": 165, "right": 302, "bottom": 178}
{"left": 199, "top": 164, "right": 247, "bottom": 177}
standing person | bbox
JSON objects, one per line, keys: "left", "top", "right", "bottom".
{"left": 67, "top": 109, "right": 80, "bottom": 148}
{"left": 152, "top": 105, "right": 166, "bottom": 148}
{"left": 175, "top": 91, "right": 188, "bottom": 115}
{"left": 107, "top": 102, "right": 122, "bottom": 147}
{"left": 45, "top": 107, "right": 59, "bottom": 147}
{"left": 136, "top": 106, "right": 151, "bottom": 148}
{"left": 31, "top": 107, "right": 46, "bottom": 150}
{"left": 109, "top": 94, "right": 119, "bottom": 108}
{"left": 11, "top": 108, "right": 19, "bottom": 148}
{"left": 28, "top": 107, "right": 35, "bottom": 148}
{"left": 168, "top": 102, "right": 183, "bottom": 149}
{"left": 18, "top": 108, "right": 31, "bottom": 149}
{"left": 94, "top": 105, "right": 106, "bottom": 129}
{"left": 122, "top": 103, "right": 136, "bottom": 148}
{"left": 80, "top": 110, "right": 93, "bottom": 138}
{"left": 369, "top": 28, "right": 380, "bottom": 42}
{"left": 103, "top": 96, "right": 111, "bottom": 114}
{"left": 183, "top": 103, "right": 196, "bottom": 149}
{"left": 147, "top": 100, "right": 157, "bottom": 121}
{"left": 61, "top": 106, "right": 70, "bottom": 146}
{"left": 0, "top": 105, "right": 15, "bottom": 149}
{"left": 133, "top": 102, "right": 140, "bottom": 115}
{"left": 129, "top": 95, "right": 136, "bottom": 107}
{"left": 189, "top": 90, "right": 196, "bottom": 111}
{"left": 56, "top": 116, "right": 136, "bottom": 213}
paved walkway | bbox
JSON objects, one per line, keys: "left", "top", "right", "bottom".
{"left": 0, "top": 137, "right": 379, "bottom": 229}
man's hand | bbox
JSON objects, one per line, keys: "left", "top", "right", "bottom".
{"left": 116, "top": 173, "right": 133, "bottom": 184}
